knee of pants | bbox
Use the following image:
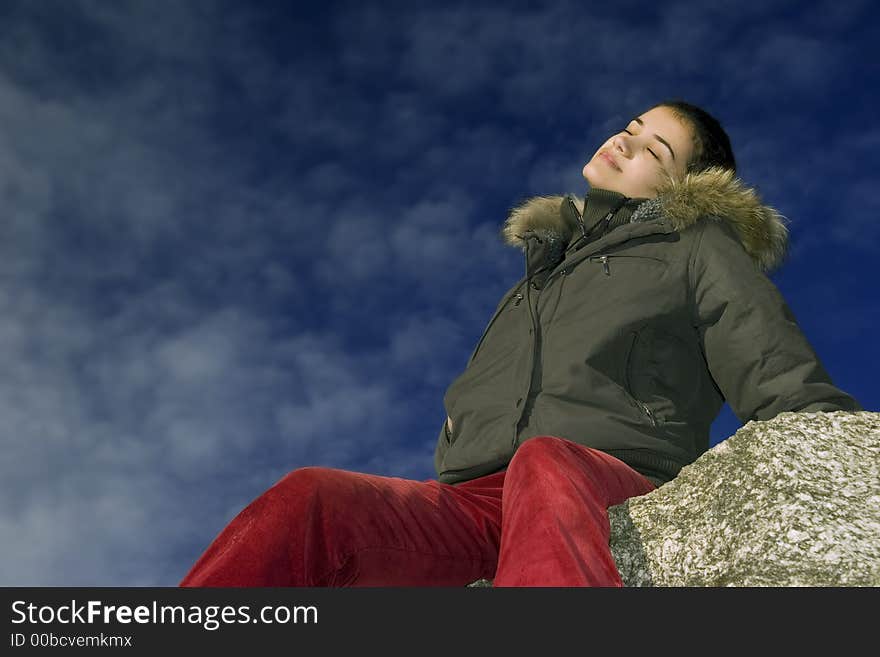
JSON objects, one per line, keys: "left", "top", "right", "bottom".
{"left": 271, "top": 466, "right": 355, "bottom": 510}
{"left": 508, "top": 435, "right": 572, "bottom": 474}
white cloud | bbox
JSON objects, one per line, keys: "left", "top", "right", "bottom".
{"left": 0, "top": 0, "right": 870, "bottom": 586}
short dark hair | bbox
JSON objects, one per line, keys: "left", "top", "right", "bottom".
{"left": 651, "top": 100, "right": 736, "bottom": 174}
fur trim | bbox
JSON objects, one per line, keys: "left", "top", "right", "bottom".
{"left": 502, "top": 195, "right": 576, "bottom": 246}
{"left": 501, "top": 167, "right": 790, "bottom": 273}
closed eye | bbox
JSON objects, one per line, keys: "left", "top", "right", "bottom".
{"left": 623, "top": 128, "right": 661, "bottom": 161}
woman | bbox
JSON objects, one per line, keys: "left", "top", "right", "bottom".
{"left": 180, "top": 100, "right": 862, "bottom": 587}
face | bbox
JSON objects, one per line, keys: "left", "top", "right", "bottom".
{"left": 582, "top": 105, "right": 695, "bottom": 199}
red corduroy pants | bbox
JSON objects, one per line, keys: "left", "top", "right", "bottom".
{"left": 179, "top": 436, "right": 655, "bottom": 587}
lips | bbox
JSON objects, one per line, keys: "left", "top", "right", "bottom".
{"left": 599, "top": 150, "right": 621, "bottom": 171}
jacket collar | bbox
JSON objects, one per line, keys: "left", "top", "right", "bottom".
{"left": 501, "top": 167, "right": 790, "bottom": 273}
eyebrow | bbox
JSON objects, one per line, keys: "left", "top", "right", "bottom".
{"left": 632, "top": 117, "right": 676, "bottom": 161}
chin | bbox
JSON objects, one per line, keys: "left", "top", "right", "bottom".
{"left": 583, "top": 164, "right": 613, "bottom": 191}
{"left": 582, "top": 162, "right": 602, "bottom": 186}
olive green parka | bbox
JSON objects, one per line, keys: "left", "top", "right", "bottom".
{"left": 434, "top": 167, "right": 863, "bottom": 486}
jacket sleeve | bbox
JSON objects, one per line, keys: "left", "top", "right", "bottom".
{"left": 691, "top": 219, "right": 863, "bottom": 423}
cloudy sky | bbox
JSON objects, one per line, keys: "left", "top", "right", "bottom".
{"left": 1, "top": 0, "right": 876, "bottom": 586}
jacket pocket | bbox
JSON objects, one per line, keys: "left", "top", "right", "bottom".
{"left": 588, "top": 253, "right": 668, "bottom": 277}
{"left": 622, "top": 330, "right": 660, "bottom": 428}
{"left": 444, "top": 416, "right": 456, "bottom": 445}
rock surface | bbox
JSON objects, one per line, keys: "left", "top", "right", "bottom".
{"left": 609, "top": 411, "right": 879, "bottom": 586}
{"left": 470, "top": 411, "right": 880, "bottom": 587}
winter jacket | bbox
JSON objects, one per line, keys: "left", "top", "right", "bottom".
{"left": 433, "top": 167, "right": 863, "bottom": 487}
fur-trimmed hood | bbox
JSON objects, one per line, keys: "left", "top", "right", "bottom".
{"left": 501, "top": 167, "right": 790, "bottom": 273}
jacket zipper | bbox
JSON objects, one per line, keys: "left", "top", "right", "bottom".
{"left": 566, "top": 193, "right": 632, "bottom": 249}
{"left": 549, "top": 215, "right": 674, "bottom": 281}
{"left": 566, "top": 199, "right": 617, "bottom": 254}
{"left": 639, "top": 402, "right": 658, "bottom": 428}
{"left": 588, "top": 253, "right": 667, "bottom": 276}
{"left": 515, "top": 259, "right": 542, "bottom": 448}
{"left": 465, "top": 236, "right": 537, "bottom": 364}
{"left": 568, "top": 196, "right": 587, "bottom": 239}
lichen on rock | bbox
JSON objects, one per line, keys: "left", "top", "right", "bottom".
{"left": 608, "top": 411, "right": 880, "bottom": 586}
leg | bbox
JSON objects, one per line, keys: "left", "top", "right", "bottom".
{"left": 493, "top": 436, "right": 655, "bottom": 587}
{"left": 179, "top": 466, "right": 505, "bottom": 587}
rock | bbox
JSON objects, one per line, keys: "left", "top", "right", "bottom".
{"left": 467, "top": 578, "right": 493, "bottom": 587}
{"left": 468, "top": 411, "right": 880, "bottom": 586}
{"left": 608, "top": 411, "right": 879, "bottom": 586}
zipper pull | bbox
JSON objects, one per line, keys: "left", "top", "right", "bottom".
{"left": 641, "top": 403, "right": 658, "bottom": 428}
{"left": 568, "top": 197, "right": 586, "bottom": 238}
{"left": 588, "top": 255, "right": 611, "bottom": 275}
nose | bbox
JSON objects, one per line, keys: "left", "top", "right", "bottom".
{"left": 612, "top": 135, "right": 631, "bottom": 157}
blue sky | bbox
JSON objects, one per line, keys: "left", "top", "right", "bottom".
{"left": 0, "top": 0, "right": 876, "bottom": 586}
